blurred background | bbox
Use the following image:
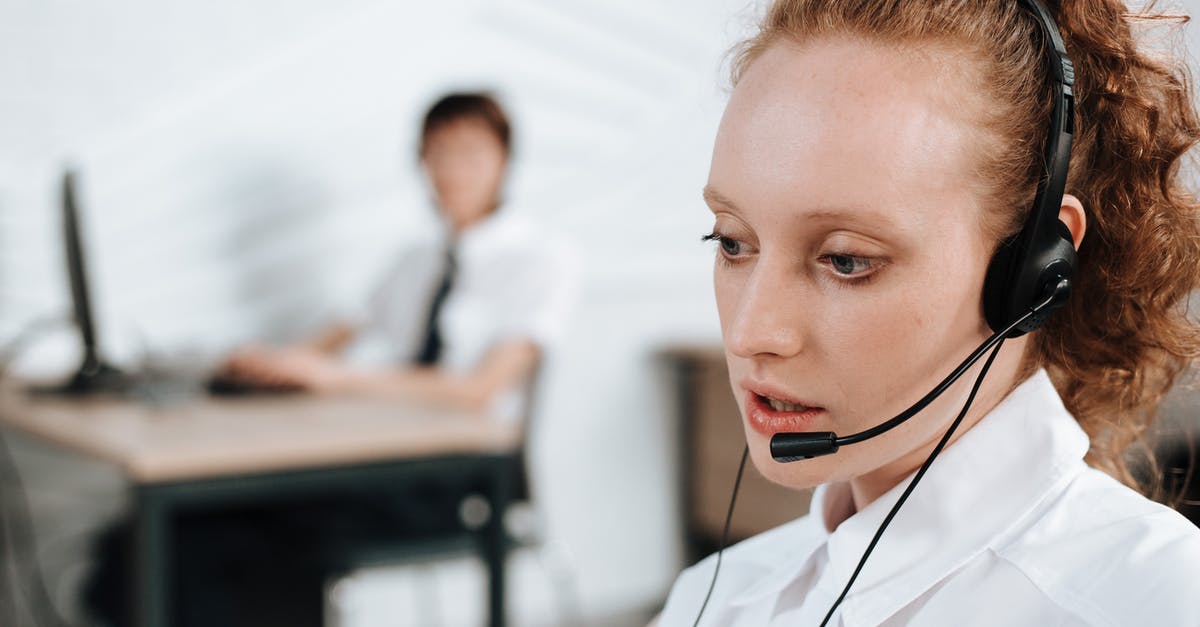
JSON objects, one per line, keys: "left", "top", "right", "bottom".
{"left": 0, "top": 0, "right": 1197, "bottom": 626}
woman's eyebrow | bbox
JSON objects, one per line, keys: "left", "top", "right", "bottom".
{"left": 704, "top": 185, "right": 901, "bottom": 230}
{"left": 703, "top": 186, "right": 739, "bottom": 213}
{"left": 804, "top": 207, "right": 899, "bottom": 228}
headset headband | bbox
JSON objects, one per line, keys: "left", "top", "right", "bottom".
{"left": 982, "top": 0, "right": 1077, "bottom": 336}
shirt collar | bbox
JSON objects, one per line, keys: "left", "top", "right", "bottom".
{"left": 728, "top": 369, "right": 1089, "bottom": 621}
{"left": 441, "top": 205, "right": 524, "bottom": 257}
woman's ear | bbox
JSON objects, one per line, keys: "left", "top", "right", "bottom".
{"left": 1059, "top": 194, "right": 1087, "bottom": 251}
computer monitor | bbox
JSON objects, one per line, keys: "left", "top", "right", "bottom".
{"left": 46, "top": 169, "right": 289, "bottom": 398}
{"left": 55, "top": 168, "right": 125, "bottom": 394}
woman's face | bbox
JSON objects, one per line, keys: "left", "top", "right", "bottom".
{"left": 422, "top": 117, "right": 508, "bottom": 230}
{"left": 708, "top": 37, "right": 1011, "bottom": 491}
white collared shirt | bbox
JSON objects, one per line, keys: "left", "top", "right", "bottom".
{"left": 341, "top": 207, "right": 578, "bottom": 419}
{"left": 660, "top": 370, "right": 1200, "bottom": 626}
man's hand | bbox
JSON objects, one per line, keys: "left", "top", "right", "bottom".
{"left": 220, "top": 345, "right": 350, "bottom": 393}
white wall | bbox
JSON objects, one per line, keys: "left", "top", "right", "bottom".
{"left": 1185, "top": 0, "right": 1200, "bottom": 86}
{"left": 0, "top": 0, "right": 764, "bottom": 621}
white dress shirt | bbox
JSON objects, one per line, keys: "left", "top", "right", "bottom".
{"left": 660, "top": 370, "right": 1200, "bottom": 626}
{"left": 341, "top": 207, "right": 577, "bottom": 420}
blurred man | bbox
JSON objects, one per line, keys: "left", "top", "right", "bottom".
{"left": 220, "top": 92, "right": 576, "bottom": 420}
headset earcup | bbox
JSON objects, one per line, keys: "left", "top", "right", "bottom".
{"left": 983, "top": 239, "right": 1018, "bottom": 334}
{"left": 1022, "top": 234, "right": 1077, "bottom": 332}
{"left": 982, "top": 221, "right": 1077, "bottom": 337}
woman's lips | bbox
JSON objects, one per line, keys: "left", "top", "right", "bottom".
{"left": 744, "top": 389, "right": 826, "bottom": 436}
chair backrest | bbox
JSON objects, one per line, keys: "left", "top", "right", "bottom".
{"left": 509, "top": 360, "right": 544, "bottom": 504}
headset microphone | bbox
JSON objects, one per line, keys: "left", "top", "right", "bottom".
{"left": 770, "top": 276, "right": 1071, "bottom": 462}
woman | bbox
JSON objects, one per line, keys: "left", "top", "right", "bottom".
{"left": 659, "top": 0, "right": 1200, "bottom": 625}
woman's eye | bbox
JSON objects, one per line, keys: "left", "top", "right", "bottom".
{"left": 702, "top": 233, "right": 748, "bottom": 259}
{"left": 824, "top": 253, "right": 873, "bottom": 276}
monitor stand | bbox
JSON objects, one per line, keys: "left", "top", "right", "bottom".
{"left": 28, "top": 356, "right": 131, "bottom": 397}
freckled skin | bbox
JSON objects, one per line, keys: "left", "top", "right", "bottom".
{"left": 707, "top": 37, "right": 1034, "bottom": 508}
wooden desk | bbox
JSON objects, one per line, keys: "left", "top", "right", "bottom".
{"left": 0, "top": 387, "right": 521, "bottom": 627}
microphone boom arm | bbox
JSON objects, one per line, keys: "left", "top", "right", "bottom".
{"left": 770, "top": 277, "right": 1070, "bottom": 462}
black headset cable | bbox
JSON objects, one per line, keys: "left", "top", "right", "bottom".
{"left": 817, "top": 338, "right": 1005, "bottom": 626}
{"left": 688, "top": 341, "right": 1005, "bottom": 626}
{"left": 691, "top": 445, "right": 749, "bottom": 627}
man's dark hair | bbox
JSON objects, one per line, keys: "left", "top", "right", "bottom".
{"left": 420, "top": 92, "right": 511, "bottom": 157}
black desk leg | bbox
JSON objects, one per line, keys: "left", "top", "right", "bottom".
{"left": 484, "top": 465, "right": 511, "bottom": 627}
{"left": 133, "top": 487, "right": 170, "bottom": 627}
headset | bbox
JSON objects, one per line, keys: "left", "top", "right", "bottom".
{"left": 770, "top": 0, "right": 1077, "bottom": 463}
{"left": 693, "top": 1, "right": 1078, "bottom": 625}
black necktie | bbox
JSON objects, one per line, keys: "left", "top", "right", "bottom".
{"left": 413, "top": 247, "right": 456, "bottom": 366}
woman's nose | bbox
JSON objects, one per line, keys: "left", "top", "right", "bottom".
{"left": 724, "top": 261, "right": 807, "bottom": 360}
